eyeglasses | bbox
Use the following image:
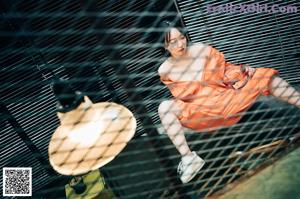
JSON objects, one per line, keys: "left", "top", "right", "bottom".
{"left": 168, "top": 35, "right": 186, "bottom": 48}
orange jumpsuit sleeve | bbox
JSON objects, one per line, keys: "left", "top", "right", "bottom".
{"left": 208, "top": 45, "right": 247, "bottom": 87}
{"left": 205, "top": 45, "right": 227, "bottom": 83}
{"left": 160, "top": 76, "right": 199, "bottom": 101}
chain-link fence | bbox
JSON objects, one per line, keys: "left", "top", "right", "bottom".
{"left": 1, "top": 0, "right": 300, "bottom": 198}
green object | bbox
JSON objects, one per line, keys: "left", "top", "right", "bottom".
{"left": 65, "top": 170, "right": 115, "bottom": 199}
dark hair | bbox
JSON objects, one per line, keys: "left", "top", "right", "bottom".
{"left": 162, "top": 21, "right": 187, "bottom": 46}
{"left": 160, "top": 20, "right": 189, "bottom": 56}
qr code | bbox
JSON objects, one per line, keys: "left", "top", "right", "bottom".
{"left": 3, "top": 167, "right": 32, "bottom": 197}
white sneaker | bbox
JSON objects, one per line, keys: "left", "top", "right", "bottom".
{"left": 177, "top": 151, "right": 205, "bottom": 183}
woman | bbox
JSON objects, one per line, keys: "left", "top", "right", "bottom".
{"left": 158, "top": 24, "right": 300, "bottom": 184}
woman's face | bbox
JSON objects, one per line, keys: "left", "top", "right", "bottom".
{"left": 165, "top": 28, "right": 187, "bottom": 58}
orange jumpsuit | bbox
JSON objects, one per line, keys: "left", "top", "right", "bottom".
{"left": 161, "top": 45, "right": 278, "bottom": 132}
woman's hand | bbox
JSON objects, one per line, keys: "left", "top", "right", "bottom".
{"left": 242, "top": 64, "right": 256, "bottom": 78}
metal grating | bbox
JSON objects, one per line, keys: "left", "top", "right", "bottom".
{"left": 176, "top": 0, "right": 300, "bottom": 83}
{"left": 1, "top": 0, "right": 300, "bottom": 198}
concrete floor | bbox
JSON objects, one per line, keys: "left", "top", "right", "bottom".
{"left": 219, "top": 147, "right": 300, "bottom": 199}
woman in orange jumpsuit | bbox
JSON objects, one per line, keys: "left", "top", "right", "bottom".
{"left": 158, "top": 25, "right": 300, "bottom": 183}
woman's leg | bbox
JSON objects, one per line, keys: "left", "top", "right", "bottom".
{"left": 269, "top": 76, "right": 300, "bottom": 108}
{"left": 158, "top": 100, "right": 205, "bottom": 183}
{"left": 158, "top": 100, "right": 192, "bottom": 156}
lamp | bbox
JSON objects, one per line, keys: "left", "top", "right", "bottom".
{"left": 48, "top": 78, "right": 137, "bottom": 175}
{"left": 50, "top": 77, "right": 84, "bottom": 113}
{"left": 48, "top": 95, "right": 136, "bottom": 175}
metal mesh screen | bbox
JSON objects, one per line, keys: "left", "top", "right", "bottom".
{"left": 1, "top": 0, "right": 299, "bottom": 198}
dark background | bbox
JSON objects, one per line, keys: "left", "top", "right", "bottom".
{"left": 1, "top": 0, "right": 299, "bottom": 198}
